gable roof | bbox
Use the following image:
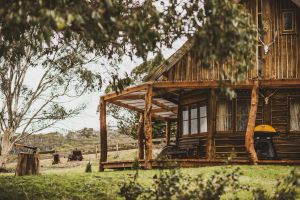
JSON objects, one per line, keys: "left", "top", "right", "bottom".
{"left": 292, "top": 0, "right": 300, "bottom": 7}
{"left": 144, "top": 38, "right": 194, "bottom": 81}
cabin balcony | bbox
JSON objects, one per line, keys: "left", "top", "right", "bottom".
{"left": 99, "top": 80, "right": 300, "bottom": 171}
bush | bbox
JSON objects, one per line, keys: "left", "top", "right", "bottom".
{"left": 253, "top": 168, "right": 300, "bottom": 200}
{"left": 119, "top": 167, "right": 245, "bottom": 200}
{"left": 119, "top": 168, "right": 300, "bottom": 200}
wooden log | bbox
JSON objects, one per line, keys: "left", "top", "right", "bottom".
{"left": 144, "top": 85, "right": 153, "bottom": 169}
{"left": 99, "top": 97, "right": 107, "bottom": 172}
{"left": 166, "top": 121, "right": 171, "bottom": 146}
{"left": 137, "top": 115, "right": 145, "bottom": 160}
{"left": 206, "top": 89, "right": 216, "bottom": 160}
{"left": 245, "top": 81, "right": 259, "bottom": 163}
{"left": 15, "top": 153, "right": 40, "bottom": 176}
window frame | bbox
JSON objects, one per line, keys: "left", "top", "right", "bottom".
{"left": 281, "top": 10, "right": 296, "bottom": 34}
{"left": 289, "top": 96, "right": 300, "bottom": 134}
{"left": 236, "top": 98, "right": 251, "bottom": 133}
{"left": 216, "top": 98, "right": 234, "bottom": 134}
{"left": 180, "top": 101, "right": 208, "bottom": 137}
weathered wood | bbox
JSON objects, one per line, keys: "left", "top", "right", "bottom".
{"left": 99, "top": 97, "right": 107, "bottom": 172}
{"left": 245, "top": 81, "right": 259, "bottom": 163}
{"left": 110, "top": 100, "right": 144, "bottom": 113}
{"left": 206, "top": 89, "right": 216, "bottom": 160}
{"left": 103, "top": 84, "right": 148, "bottom": 101}
{"left": 137, "top": 115, "right": 145, "bottom": 160}
{"left": 15, "top": 153, "right": 40, "bottom": 176}
{"left": 165, "top": 121, "right": 171, "bottom": 146}
{"left": 144, "top": 85, "right": 153, "bottom": 169}
{"left": 152, "top": 99, "right": 178, "bottom": 114}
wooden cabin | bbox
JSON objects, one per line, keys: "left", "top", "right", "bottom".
{"left": 99, "top": 0, "right": 300, "bottom": 170}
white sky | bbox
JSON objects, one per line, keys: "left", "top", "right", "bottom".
{"left": 30, "top": 38, "right": 186, "bottom": 133}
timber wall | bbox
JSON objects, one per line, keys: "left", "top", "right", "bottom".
{"left": 178, "top": 88, "right": 300, "bottom": 160}
{"left": 161, "top": 0, "right": 300, "bottom": 82}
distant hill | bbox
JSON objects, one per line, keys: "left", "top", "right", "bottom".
{"left": 16, "top": 128, "right": 136, "bottom": 155}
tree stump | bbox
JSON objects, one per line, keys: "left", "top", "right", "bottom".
{"left": 15, "top": 153, "right": 40, "bottom": 176}
{"left": 52, "top": 153, "right": 60, "bottom": 165}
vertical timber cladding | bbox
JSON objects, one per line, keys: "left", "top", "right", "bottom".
{"left": 270, "top": 88, "right": 300, "bottom": 160}
{"left": 164, "top": 0, "right": 299, "bottom": 82}
{"left": 261, "top": 0, "right": 300, "bottom": 79}
{"left": 178, "top": 90, "right": 209, "bottom": 158}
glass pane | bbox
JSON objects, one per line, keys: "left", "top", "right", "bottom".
{"left": 183, "top": 121, "right": 189, "bottom": 135}
{"left": 200, "top": 106, "right": 207, "bottom": 118}
{"left": 191, "top": 119, "right": 198, "bottom": 134}
{"left": 216, "top": 100, "right": 232, "bottom": 131}
{"left": 237, "top": 101, "right": 250, "bottom": 115}
{"left": 191, "top": 104, "right": 198, "bottom": 119}
{"left": 200, "top": 117, "right": 207, "bottom": 132}
{"left": 237, "top": 116, "right": 248, "bottom": 131}
{"left": 283, "top": 12, "right": 293, "bottom": 31}
{"left": 182, "top": 106, "right": 189, "bottom": 120}
{"left": 237, "top": 101, "right": 250, "bottom": 131}
{"left": 290, "top": 100, "right": 300, "bottom": 131}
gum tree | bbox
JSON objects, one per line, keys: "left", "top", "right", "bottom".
{"left": 0, "top": 0, "right": 257, "bottom": 166}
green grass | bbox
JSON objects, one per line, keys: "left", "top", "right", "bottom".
{"left": 0, "top": 165, "right": 299, "bottom": 200}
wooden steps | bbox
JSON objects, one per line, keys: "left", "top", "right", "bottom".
{"left": 214, "top": 135, "right": 250, "bottom": 161}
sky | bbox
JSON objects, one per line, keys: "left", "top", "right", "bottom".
{"left": 27, "top": 39, "right": 186, "bottom": 133}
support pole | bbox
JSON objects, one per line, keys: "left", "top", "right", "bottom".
{"left": 137, "top": 115, "right": 145, "bottom": 160}
{"left": 99, "top": 97, "right": 107, "bottom": 171}
{"left": 245, "top": 81, "right": 259, "bottom": 164}
{"left": 206, "top": 89, "right": 216, "bottom": 160}
{"left": 144, "top": 85, "right": 153, "bottom": 169}
{"left": 165, "top": 121, "right": 171, "bottom": 146}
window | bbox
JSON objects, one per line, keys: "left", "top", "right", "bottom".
{"left": 290, "top": 98, "right": 300, "bottom": 131}
{"left": 236, "top": 100, "right": 250, "bottom": 131}
{"left": 182, "top": 106, "right": 189, "bottom": 135}
{"left": 216, "top": 100, "right": 232, "bottom": 132}
{"left": 282, "top": 11, "right": 296, "bottom": 34}
{"left": 200, "top": 106, "right": 207, "bottom": 132}
{"left": 190, "top": 104, "right": 198, "bottom": 134}
{"left": 181, "top": 103, "right": 207, "bottom": 136}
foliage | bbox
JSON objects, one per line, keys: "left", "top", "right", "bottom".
{"left": 119, "top": 167, "right": 300, "bottom": 200}
{"left": 0, "top": 165, "right": 299, "bottom": 200}
{"left": 253, "top": 168, "right": 300, "bottom": 200}
{"left": 119, "top": 167, "right": 245, "bottom": 200}
{"left": 194, "top": 0, "right": 257, "bottom": 97}
{"left": 0, "top": 0, "right": 257, "bottom": 163}
{"left": 106, "top": 52, "right": 169, "bottom": 139}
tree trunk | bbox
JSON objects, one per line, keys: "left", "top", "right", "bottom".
{"left": 15, "top": 153, "right": 40, "bottom": 176}
{"left": 0, "top": 130, "right": 13, "bottom": 168}
{"left": 137, "top": 115, "right": 144, "bottom": 160}
{"left": 245, "top": 81, "right": 259, "bottom": 164}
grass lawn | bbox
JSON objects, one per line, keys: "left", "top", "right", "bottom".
{"left": 0, "top": 163, "right": 299, "bottom": 200}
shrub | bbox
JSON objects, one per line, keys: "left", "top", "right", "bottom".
{"left": 253, "top": 168, "right": 300, "bottom": 200}
{"left": 119, "top": 167, "right": 244, "bottom": 200}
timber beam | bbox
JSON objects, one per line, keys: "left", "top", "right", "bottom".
{"left": 99, "top": 97, "right": 107, "bottom": 171}
{"left": 144, "top": 85, "right": 153, "bottom": 169}
{"left": 103, "top": 83, "right": 148, "bottom": 101}
{"left": 245, "top": 80, "right": 259, "bottom": 164}
{"left": 152, "top": 99, "right": 178, "bottom": 114}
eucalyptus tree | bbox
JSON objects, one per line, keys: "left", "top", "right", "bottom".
{"left": 0, "top": 0, "right": 257, "bottom": 166}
